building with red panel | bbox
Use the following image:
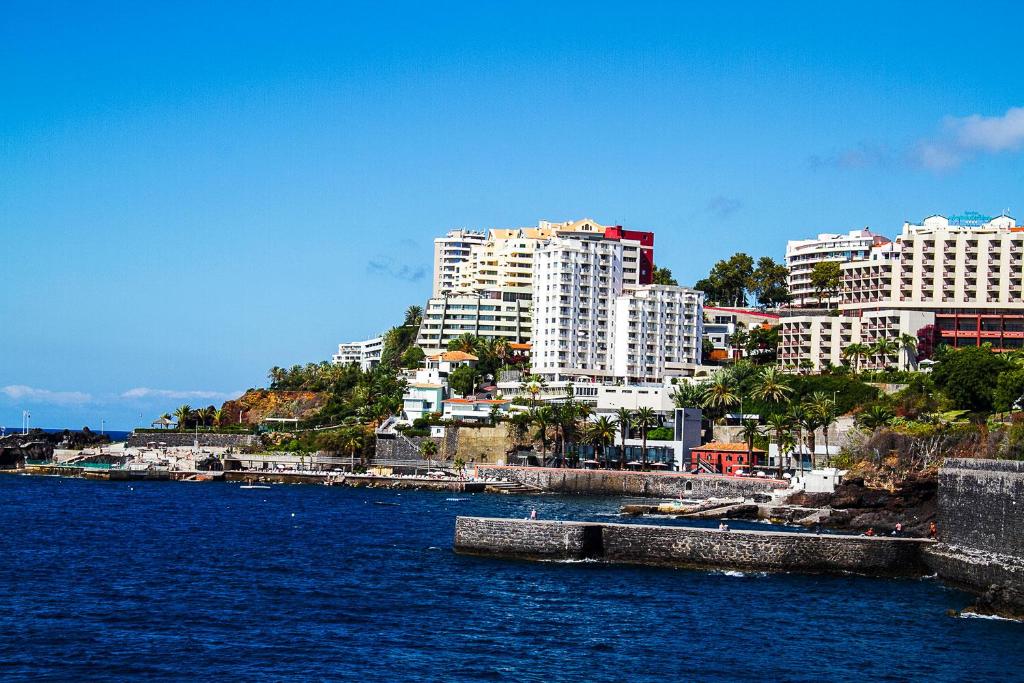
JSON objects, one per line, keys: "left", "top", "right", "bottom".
{"left": 604, "top": 225, "right": 655, "bottom": 284}
{"left": 935, "top": 312, "right": 1024, "bottom": 351}
{"left": 689, "top": 442, "right": 765, "bottom": 476}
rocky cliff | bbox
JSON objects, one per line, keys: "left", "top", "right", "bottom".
{"left": 220, "top": 389, "right": 327, "bottom": 425}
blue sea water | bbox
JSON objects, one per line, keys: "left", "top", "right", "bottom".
{"left": 1, "top": 476, "right": 1021, "bottom": 682}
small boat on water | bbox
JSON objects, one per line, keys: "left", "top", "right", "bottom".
{"left": 240, "top": 484, "right": 271, "bottom": 489}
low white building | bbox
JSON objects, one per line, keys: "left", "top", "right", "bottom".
{"left": 442, "top": 397, "right": 510, "bottom": 423}
{"left": 332, "top": 336, "right": 384, "bottom": 372}
{"left": 403, "top": 384, "right": 445, "bottom": 423}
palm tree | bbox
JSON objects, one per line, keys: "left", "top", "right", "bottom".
{"left": 797, "top": 404, "right": 823, "bottom": 469}
{"left": 701, "top": 373, "right": 740, "bottom": 432}
{"left": 405, "top": 305, "right": 423, "bottom": 327}
{"left": 739, "top": 419, "right": 762, "bottom": 473}
{"left": 765, "top": 413, "right": 792, "bottom": 479}
{"left": 340, "top": 429, "right": 364, "bottom": 470}
{"left": 842, "top": 343, "right": 869, "bottom": 374}
{"left": 871, "top": 338, "right": 899, "bottom": 370}
{"left": 671, "top": 382, "right": 705, "bottom": 408}
{"left": 419, "top": 439, "right": 439, "bottom": 475}
{"left": 195, "top": 406, "right": 215, "bottom": 429}
{"left": 614, "top": 408, "right": 633, "bottom": 445}
{"left": 451, "top": 333, "right": 478, "bottom": 354}
{"left": 212, "top": 408, "right": 225, "bottom": 428}
{"left": 522, "top": 374, "right": 546, "bottom": 407}
{"left": 587, "top": 416, "right": 617, "bottom": 469}
{"left": 632, "top": 407, "right": 658, "bottom": 468}
{"left": 529, "top": 406, "right": 554, "bottom": 465}
{"left": 807, "top": 392, "right": 837, "bottom": 465}
{"left": 728, "top": 328, "right": 749, "bottom": 361}
{"left": 752, "top": 365, "right": 793, "bottom": 407}
{"left": 857, "top": 405, "right": 894, "bottom": 431}
{"left": 173, "top": 404, "right": 193, "bottom": 430}
{"left": 897, "top": 333, "right": 919, "bottom": 371}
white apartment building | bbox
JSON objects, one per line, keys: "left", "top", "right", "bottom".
{"left": 414, "top": 293, "right": 531, "bottom": 355}
{"left": 432, "top": 229, "right": 486, "bottom": 297}
{"left": 786, "top": 229, "right": 889, "bottom": 307}
{"left": 611, "top": 285, "right": 703, "bottom": 382}
{"left": 531, "top": 233, "right": 623, "bottom": 380}
{"left": 331, "top": 336, "right": 384, "bottom": 372}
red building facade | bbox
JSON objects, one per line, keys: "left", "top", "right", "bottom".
{"left": 689, "top": 442, "right": 765, "bottom": 476}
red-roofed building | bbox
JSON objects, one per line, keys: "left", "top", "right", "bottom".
{"left": 689, "top": 442, "right": 764, "bottom": 476}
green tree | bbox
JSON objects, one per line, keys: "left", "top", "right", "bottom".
{"left": 994, "top": 368, "right": 1024, "bottom": 412}
{"left": 529, "top": 406, "right": 555, "bottom": 463}
{"left": 870, "top": 338, "right": 898, "bottom": 368}
{"left": 404, "top": 305, "right": 423, "bottom": 327}
{"left": 701, "top": 373, "right": 740, "bottom": 419}
{"left": 448, "top": 333, "right": 478, "bottom": 353}
{"left": 614, "top": 407, "right": 633, "bottom": 449}
{"left": 856, "top": 404, "right": 894, "bottom": 430}
{"left": 749, "top": 256, "right": 791, "bottom": 309}
{"left": 173, "top": 404, "right": 193, "bottom": 430}
{"left": 632, "top": 407, "right": 658, "bottom": 467}
{"left": 400, "top": 345, "right": 426, "bottom": 369}
{"left": 448, "top": 365, "right": 477, "bottom": 397}
{"left": 842, "top": 343, "right": 869, "bottom": 374}
{"left": 739, "top": 420, "right": 762, "bottom": 470}
{"left": 652, "top": 267, "right": 678, "bottom": 285}
{"left": 897, "top": 333, "right": 919, "bottom": 371}
{"left": 587, "top": 416, "right": 617, "bottom": 469}
{"left": 809, "top": 261, "right": 841, "bottom": 307}
{"left": 765, "top": 413, "right": 792, "bottom": 479}
{"left": 752, "top": 365, "right": 793, "bottom": 407}
{"left": 932, "top": 346, "right": 1012, "bottom": 415}
{"left": 419, "top": 439, "right": 439, "bottom": 472}
{"left": 671, "top": 382, "right": 705, "bottom": 408}
{"left": 807, "top": 392, "right": 837, "bottom": 465}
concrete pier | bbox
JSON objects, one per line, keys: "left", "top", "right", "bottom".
{"left": 454, "top": 516, "right": 933, "bottom": 577}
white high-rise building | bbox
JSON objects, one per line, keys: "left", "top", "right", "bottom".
{"left": 432, "top": 229, "right": 486, "bottom": 297}
{"left": 531, "top": 233, "right": 623, "bottom": 380}
{"left": 785, "top": 229, "right": 889, "bottom": 307}
{"left": 415, "top": 293, "right": 532, "bottom": 355}
{"left": 331, "top": 336, "right": 385, "bottom": 372}
{"left": 611, "top": 285, "right": 703, "bottom": 382}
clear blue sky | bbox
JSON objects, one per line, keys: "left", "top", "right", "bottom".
{"left": 2, "top": 1, "right": 1023, "bottom": 429}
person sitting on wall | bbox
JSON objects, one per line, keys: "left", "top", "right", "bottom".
{"left": 864, "top": 528, "right": 876, "bottom": 537}
{"left": 718, "top": 522, "right": 730, "bottom": 532}
{"left": 929, "top": 520, "right": 938, "bottom": 539}
{"left": 890, "top": 522, "right": 903, "bottom": 537}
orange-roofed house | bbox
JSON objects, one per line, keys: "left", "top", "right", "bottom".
{"left": 689, "top": 442, "right": 765, "bottom": 476}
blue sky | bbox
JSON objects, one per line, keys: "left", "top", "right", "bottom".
{"left": 2, "top": 2, "right": 1023, "bottom": 429}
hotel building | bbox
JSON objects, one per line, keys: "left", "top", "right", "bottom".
{"left": 785, "top": 228, "right": 890, "bottom": 307}
{"left": 780, "top": 213, "right": 1024, "bottom": 371}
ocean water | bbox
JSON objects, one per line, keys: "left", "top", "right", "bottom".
{"left": 1, "top": 476, "right": 1021, "bottom": 682}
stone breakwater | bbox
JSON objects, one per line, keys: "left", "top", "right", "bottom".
{"left": 922, "top": 458, "right": 1024, "bottom": 618}
{"left": 475, "top": 465, "right": 788, "bottom": 499}
{"left": 454, "top": 517, "right": 932, "bottom": 577}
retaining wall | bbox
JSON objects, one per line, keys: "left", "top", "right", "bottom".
{"left": 923, "top": 458, "right": 1024, "bottom": 616}
{"left": 476, "top": 465, "right": 788, "bottom": 499}
{"left": 125, "top": 432, "right": 258, "bottom": 449}
{"left": 454, "top": 517, "right": 930, "bottom": 576}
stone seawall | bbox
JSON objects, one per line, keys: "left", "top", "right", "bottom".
{"left": 476, "top": 465, "right": 788, "bottom": 499}
{"left": 923, "top": 458, "right": 1024, "bottom": 616}
{"left": 454, "top": 517, "right": 931, "bottom": 576}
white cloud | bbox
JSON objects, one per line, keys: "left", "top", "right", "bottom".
{"left": 120, "top": 387, "right": 241, "bottom": 401}
{"left": 1, "top": 385, "right": 93, "bottom": 405}
{"left": 948, "top": 107, "right": 1024, "bottom": 153}
{"left": 914, "top": 106, "right": 1024, "bottom": 171}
